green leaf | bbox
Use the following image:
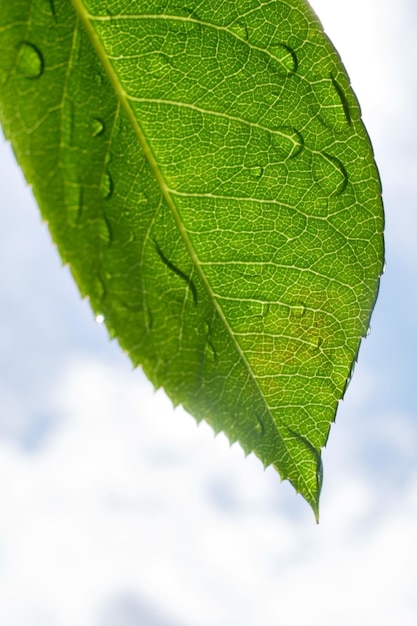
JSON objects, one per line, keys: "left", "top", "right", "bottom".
{"left": 0, "top": 0, "right": 384, "bottom": 518}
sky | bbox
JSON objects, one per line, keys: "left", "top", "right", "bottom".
{"left": 0, "top": 1, "right": 417, "bottom": 624}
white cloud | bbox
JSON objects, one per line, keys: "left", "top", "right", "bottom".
{"left": 0, "top": 357, "right": 415, "bottom": 625}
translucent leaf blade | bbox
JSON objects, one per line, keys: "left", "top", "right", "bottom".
{"left": 0, "top": 0, "right": 384, "bottom": 516}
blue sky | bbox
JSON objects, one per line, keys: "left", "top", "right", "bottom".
{"left": 0, "top": 1, "right": 417, "bottom": 624}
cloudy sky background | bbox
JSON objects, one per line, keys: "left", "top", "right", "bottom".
{"left": 0, "top": 1, "right": 416, "bottom": 624}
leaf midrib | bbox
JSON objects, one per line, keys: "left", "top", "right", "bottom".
{"left": 70, "top": 0, "right": 316, "bottom": 500}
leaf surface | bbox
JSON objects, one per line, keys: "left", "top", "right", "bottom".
{"left": 0, "top": 0, "right": 384, "bottom": 517}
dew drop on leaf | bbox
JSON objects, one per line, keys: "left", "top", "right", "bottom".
{"left": 101, "top": 170, "right": 113, "bottom": 199}
{"left": 98, "top": 215, "right": 112, "bottom": 245}
{"left": 91, "top": 117, "right": 105, "bottom": 137}
{"left": 95, "top": 314, "right": 105, "bottom": 324}
{"left": 255, "top": 415, "right": 265, "bottom": 436}
{"left": 205, "top": 341, "right": 218, "bottom": 364}
{"left": 290, "top": 303, "right": 306, "bottom": 318}
{"left": 17, "top": 42, "right": 43, "bottom": 78}
{"left": 313, "top": 152, "right": 348, "bottom": 195}
{"left": 48, "top": 0, "right": 57, "bottom": 20}
{"left": 145, "top": 305, "right": 153, "bottom": 332}
{"left": 270, "top": 43, "right": 298, "bottom": 74}
{"left": 311, "top": 336, "right": 323, "bottom": 352}
{"left": 229, "top": 20, "right": 249, "bottom": 41}
{"left": 248, "top": 165, "right": 263, "bottom": 179}
{"left": 265, "top": 92, "right": 278, "bottom": 105}
{"left": 271, "top": 127, "right": 304, "bottom": 159}
{"left": 147, "top": 53, "right": 171, "bottom": 77}
{"left": 331, "top": 75, "right": 352, "bottom": 126}
{"left": 314, "top": 76, "right": 353, "bottom": 131}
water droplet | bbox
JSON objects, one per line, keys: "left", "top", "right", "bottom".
{"left": 98, "top": 216, "right": 112, "bottom": 245}
{"left": 270, "top": 43, "right": 298, "bottom": 74}
{"left": 248, "top": 165, "right": 263, "bottom": 179}
{"left": 17, "top": 42, "right": 44, "bottom": 79}
{"left": 96, "top": 314, "right": 105, "bottom": 324}
{"left": 147, "top": 53, "right": 171, "bottom": 78}
{"left": 229, "top": 20, "right": 249, "bottom": 40}
{"left": 313, "top": 76, "right": 353, "bottom": 131}
{"left": 265, "top": 92, "right": 278, "bottom": 106}
{"left": 101, "top": 170, "right": 113, "bottom": 199}
{"left": 311, "top": 336, "right": 323, "bottom": 352}
{"left": 48, "top": 0, "right": 57, "bottom": 20}
{"left": 145, "top": 305, "right": 153, "bottom": 332}
{"left": 331, "top": 75, "right": 352, "bottom": 126}
{"left": 366, "top": 326, "right": 371, "bottom": 338}
{"left": 290, "top": 303, "right": 306, "bottom": 318}
{"left": 271, "top": 126, "right": 304, "bottom": 159}
{"left": 313, "top": 152, "right": 348, "bottom": 195}
{"left": 255, "top": 415, "right": 265, "bottom": 436}
{"left": 382, "top": 262, "right": 387, "bottom": 275}
{"left": 91, "top": 117, "right": 105, "bottom": 137}
{"left": 205, "top": 341, "right": 218, "bottom": 364}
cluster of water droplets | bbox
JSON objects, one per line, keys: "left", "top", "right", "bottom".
{"left": 289, "top": 303, "right": 306, "bottom": 319}
{"left": 17, "top": 42, "right": 43, "bottom": 79}
{"left": 90, "top": 117, "right": 105, "bottom": 137}
{"left": 14, "top": 12, "right": 357, "bottom": 403}
{"left": 225, "top": 18, "right": 352, "bottom": 196}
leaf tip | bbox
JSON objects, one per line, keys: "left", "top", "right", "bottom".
{"left": 312, "top": 499, "right": 320, "bottom": 524}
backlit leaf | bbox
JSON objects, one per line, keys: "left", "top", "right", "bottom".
{"left": 0, "top": 0, "right": 384, "bottom": 517}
